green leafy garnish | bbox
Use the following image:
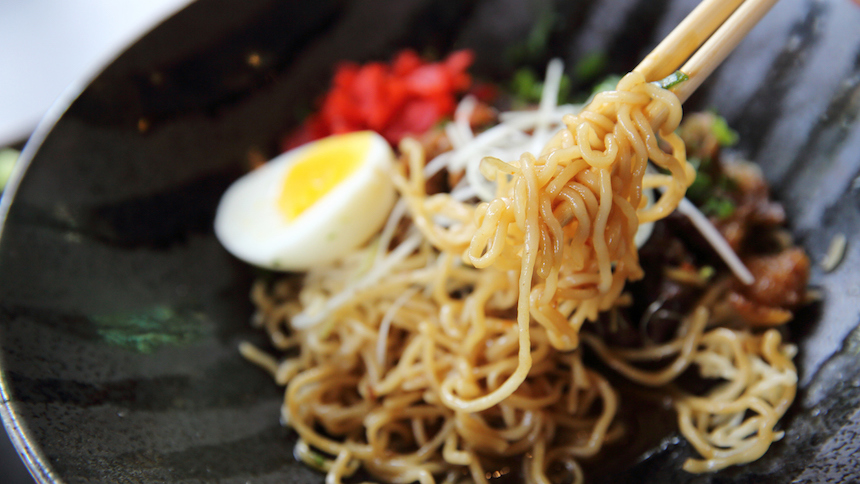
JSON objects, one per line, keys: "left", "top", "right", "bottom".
{"left": 574, "top": 51, "right": 608, "bottom": 82}
{"left": 699, "top": 265, "right": 715, "bottom": 280}
{"left": 591, "top": 74, "right": 623, "bottom": 95}
{"left": 309, "top": 451, "right": 326, "bottom": 469}
{"left": 507, "top": 6, "right": 558, "bottom": 64}
{"left": 685, "top": 156, "right": 740, "bottom": 206}
{"left": 511, "top": 68, "right": 542, "bottom": 103}
{"left": 701, "top": 197, "right": 736, "bottom": 220}
{"left": 510, "top": 68, "right": 572, "bottom": 105}
{"left": 686, "top": 171, "right": 712, "bottom": 203}
{"left": 432, "top": 116, "right": 452, "bottom": 130}
{"left": 717, "top": 173, "right": 738, "bottom": 193}
{"left": 710, "top": 114, "right": 739, "bottom": 147}
{"left": 655, "top": 71, "right": 689, "bottom": 90}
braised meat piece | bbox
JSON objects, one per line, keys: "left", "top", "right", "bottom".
{"left": 729, "top": 247, "right": 810, "bottom": 326}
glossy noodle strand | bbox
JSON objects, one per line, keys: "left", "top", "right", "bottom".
{"left": 243, "top": 71, "right": 799, "bottom": 483}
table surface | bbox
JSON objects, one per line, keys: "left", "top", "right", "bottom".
{"left": 0, "top": 429, "right": 32, "bottom": 484}
{"left": 0, "top": 0, "right": 193, "bottom": 147}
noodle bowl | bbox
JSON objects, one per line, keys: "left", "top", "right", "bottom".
{"left": 240, "top": 69, "right": 800, "bottom": 483}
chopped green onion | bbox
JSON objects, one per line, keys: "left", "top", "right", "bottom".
{"left": 510, "top": 67, "right": 572, "bottom": 104}
{"left": 717, "top": 173, "right": 738, "bottom": 193}
{"left": 591, "top": 74, "right": 623, "bottom": 95}
{"left": 511, "top": 68, "right": 543, "bottom": 103}
{"left": 309, "top": 452, "right": 326, "bottom": 469}
{"left": 710, "top": 114, "right": 739, "bottom": 146}
{"left": 655, "top": 71, "right": 689, "bottom": 90}
{"left": 701, "top": 197, "right": 736, "bottom": 220}
{"left": 294, "top": 440, "right": 332, "bottom": 472}
{"left": 699, "top": 265, "right": 715, "bottom": 280}
{"left": 574, "top": 51, "right": 608, "bottom": 82}
{"left": 432, "top": 116, "right": 452, "bottom": 130}
{"left": 686, "top": 172, "right": 712, "bottom": 202}
{"left": 508, "top": 6, "right": 558, "bottom": 63}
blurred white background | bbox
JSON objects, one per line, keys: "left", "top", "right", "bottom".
{"left": 0, "top": 1, "right": 193, "bottom": 481}
{"left": 0, "top": 0, "right": 194, "bottom": 147}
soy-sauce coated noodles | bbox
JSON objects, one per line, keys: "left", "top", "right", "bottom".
{"left": 236, "top": 58, "right": 806, "bottom": 484}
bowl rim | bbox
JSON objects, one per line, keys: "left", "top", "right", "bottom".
{"left": 0, "top": 15, "right": 176, "bottom": 483}
{"left": 1, "top": 1, "right": 857, "bottom": 482}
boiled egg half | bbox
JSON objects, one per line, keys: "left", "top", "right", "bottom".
{"left": 215, "top": 131, "right": 396, "bottom": 270}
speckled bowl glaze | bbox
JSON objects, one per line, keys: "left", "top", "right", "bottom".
{"left": 1, "top": 0, "right": 860, "bottom": 482}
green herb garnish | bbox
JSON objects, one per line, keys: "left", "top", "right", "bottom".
{"left": 591, "top": 74, "right": 623, "bottom": 95}
{"left": 507, "top": 5, "right": 558, "bottom": 64}
{"left": 510, "top": 68, "right": 573, "bottom": 105}
{"left": 717, "top": 173, "right": 738, "bottom": 193}
{"left": 710, "top": 114, "right": 739, "bottom": 147}
{"left": 686, "top": 171, "right": 712, "bottom": 203}
{"left": 701, "top": 197, "right": 736, "bottom": 220}
{"left": 655, "top": 71, "right": 689, "bottom": 90}
{"left": 309, "top": 452, "right": 326, "bottom": 470}
{"left": 574, "top": 51, "right": 608, "bottom": 82}
{"left": 511, "top": 68, "right": 542, "bottom": 103}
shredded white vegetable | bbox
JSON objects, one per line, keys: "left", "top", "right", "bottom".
{"left": 676, "top": 197, "right": 755, "bottom": 284}
{"left": 821, "top": 233, "right": 847, "bottom": 273}
{"left": 634, "top": 189, "right": 656, "bottom": 248}
{"left": 294, "top": 59, "right": 757, "bottom": 330}
{"left": 291, "top": 230, "right": 426, "bottom": 329}
{"left": 424, "top": 58, "right": 581, "bottom": 202}
{"left": 531, "top": 58, "right": 564, "bottom": 155}
{"left": 376, "top": 287, "right": 420, "bottom": 367}
{"left": 432, "top": 57, "right": 757, "bottom": 289}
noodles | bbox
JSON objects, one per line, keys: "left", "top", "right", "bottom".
{"left": 242, "top": 65, "right": 802, "bottom": 483}
{"left": 674, "top": 328, "right": 797, "bottom": 473}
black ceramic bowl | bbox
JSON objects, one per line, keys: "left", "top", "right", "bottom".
{"left": 2, "top": 0, "right": 860, "bottom": 482}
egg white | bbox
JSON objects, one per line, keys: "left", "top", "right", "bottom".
{"left": 214, "top": 132, "right": 396, "bottom": 270}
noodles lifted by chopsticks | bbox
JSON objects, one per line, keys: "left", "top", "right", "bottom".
{"left": 412, "top": 71, "right": 693, "bottom": 415}
{"left": 240, "top": 60, "right": 802, "bottom": 483}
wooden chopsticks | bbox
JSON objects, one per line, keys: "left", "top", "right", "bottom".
{"left": 635, "top": 0, "right": 781, "bottom": 102}
{"left": 635, "top": 0, "right": 746, "bottom": 82}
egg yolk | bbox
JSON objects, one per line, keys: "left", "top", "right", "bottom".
{"left": 278, "top": 131, "right": 372, "bottom": 221}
